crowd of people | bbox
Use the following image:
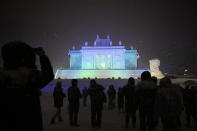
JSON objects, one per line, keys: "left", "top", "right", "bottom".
{"left": 51, "top": 73, "right": 197, "bottom": 131}
{"left": 1, "top": 41, "right": 197, "bottom": 131}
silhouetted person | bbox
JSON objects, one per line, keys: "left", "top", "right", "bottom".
{"left": 151, "top": 76, "right": 158, "bottom": 86}
{"left": 135, "top": 71, "right": 157, "bottom": 131}
{"left": 183, "top": 85, "right": 197, "bottom": 128}
{"left": 88, "top": 80, "right": 106, "bottom": 128}
{"left": 67, "top": 79, "right": 82, "bottom": 127}
{"left": 173, "top": 83, "right": 183, "bottom": 128}
{"left": 82, "top": 87, "right": 88, "bottom": 107}
{"left": 123, "top": 77, "right": 136, "bottom": 129}
{"left": 155, "top": 77, "right": 183, "bottom": 131}
{"left": 50, "top": 81, "right": 66, "bottom": 124}
{"left": 151, "top": 76, "right": 159, "bottom": 127}
{"left": 107, "top": 84, "right": 116, "bottom": 110}
{"left": 117, "top": 86, "right": 124, "bottom": 113}
{"left": 0, "top": 41, "right": 54, "bottom": 131}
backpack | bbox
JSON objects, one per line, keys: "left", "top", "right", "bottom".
{"left": 162, "top": 88, "right": 182, "bottom": 115}
{"left": 95, "top": 86, "right": 106, "bottom": 103}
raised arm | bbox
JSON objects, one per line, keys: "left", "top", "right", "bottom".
{"left": 34, "top": 48, "right": 54, "bottom": 88}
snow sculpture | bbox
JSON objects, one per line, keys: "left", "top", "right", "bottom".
{"left": 149, "top": 59, "right": 165, "bottom": 79}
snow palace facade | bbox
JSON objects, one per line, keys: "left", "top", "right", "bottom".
{"left": 55, "top": 35, "right": 147, "bottom": 79}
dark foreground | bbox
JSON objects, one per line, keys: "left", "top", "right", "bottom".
{"left": 41, "top": 92, "right": 196, "bottom": 131}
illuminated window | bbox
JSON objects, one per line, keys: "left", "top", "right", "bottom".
{"left": 95, "top": 55, "right": 112, "bottom": 69}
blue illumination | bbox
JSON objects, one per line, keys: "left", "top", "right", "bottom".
{"left": 55, "top": 35, "right": 147, "bottom": 79}
{"left": 70, "top": 35, "right": 139, "bottom": 70}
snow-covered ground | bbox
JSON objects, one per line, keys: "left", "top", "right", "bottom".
{"left": 42, "top": 78, "right": 197, "bottom": 92}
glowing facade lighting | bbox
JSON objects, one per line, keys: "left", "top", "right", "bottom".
{"left": 55, "top": 34, "right": 148, "bottom": 79}
{"left": 69, "top": 35, "right": 139, "bottom": 70}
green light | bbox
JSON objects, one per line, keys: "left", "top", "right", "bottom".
{"left": 55, "top": 69, "right": 147, "bottom": 79}
{"left": 101, "top": 63, "right": 106, "bottom": 69}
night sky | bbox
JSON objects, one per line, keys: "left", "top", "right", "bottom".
{"left": 0, "top": 0, "right": 197, "bottom": 74}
